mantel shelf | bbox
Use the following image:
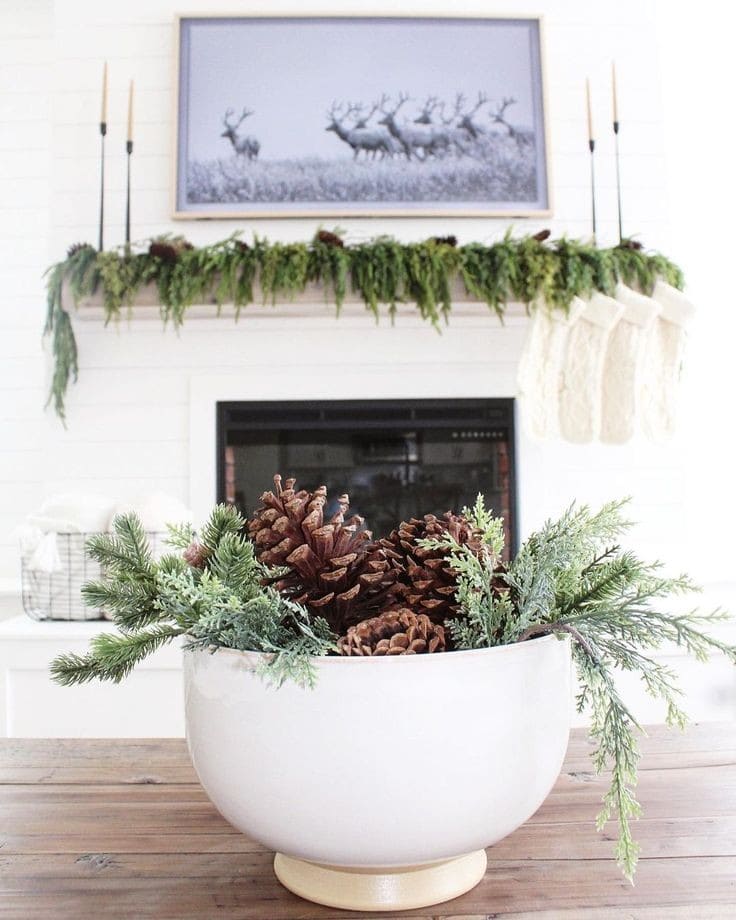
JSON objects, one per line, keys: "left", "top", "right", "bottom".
{"left": 64, "top": 280, "right": 531, "bottom": 324}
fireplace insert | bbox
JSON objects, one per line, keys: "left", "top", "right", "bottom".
{"left": 217, "top": 399, "right": 517, "bottom": 555}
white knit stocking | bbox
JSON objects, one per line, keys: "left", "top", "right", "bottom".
{"left": 640, "top": 280, "right": 696, "bottom": 441}
{"left": 517, "top": 297, "right": 587, "bottom": 439}
{"left": 600, "top": 283, "right": 661, "bottom": 444}
{"left": 559, "top": 292, "right": 624, "bottom": 443}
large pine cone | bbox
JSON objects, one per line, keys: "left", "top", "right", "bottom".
{"left": 248, "top": 475, "right": 399, "bottom": 635}
{"left": 378, "top": 513, "right": 482, "bottom": 621}
{"left": 337, "top": 608, "right": 445, "bottom": 656}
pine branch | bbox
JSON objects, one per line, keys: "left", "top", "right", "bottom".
{"left": 199, "top": 504, "right": 246, "bottom": 552}
{"left": 207, "top": 531, "right": 262, "bottom": 591}
{"left": 516, "top": 622, "right": 599, "bottom": 661}
{"left": 166, "top": 521, "right": 195, "bottom": 549}
{"left": 86, "top": 514, "right": 153, "bottom": 577}
{"left": 50, "top": 651, "right": 110, "bottom": 686}
{"left": 81, "top": 579, "right": 162, "bottom": 630}
{"left": 51, "top": 625, "right": 184, "bottom": 685}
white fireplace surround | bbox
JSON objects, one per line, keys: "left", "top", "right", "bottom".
{"left": 188, "top": 305, "right": 527, "bottom": 525}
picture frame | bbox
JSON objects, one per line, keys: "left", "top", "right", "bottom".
{"left": 173, "top": 13, "right": 551, "bottom": 219}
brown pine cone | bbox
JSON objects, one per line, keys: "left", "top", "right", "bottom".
{"left": 183, "top": 539, "right": 208, "bottom": 569}
{"left": 148, "top": 238, "right": 194, "bottom": 263}
{"left": 247, "top": 475, "right": 399, "bottom": 635}
{"left": 337, "top": 608, "right": 445, "bottom": 656}
{"left": 378, "top": 512, "right": 482, "bottom": 621}
{"left": 66, "top": 242, "right": 96, "bottom": 259}
{"left": 315, "top": 229, "right": 344, "bottom": 248}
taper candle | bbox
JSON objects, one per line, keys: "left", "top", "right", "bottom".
{"left": 586, "top": 78, "right": 594, "bottom": 141}
{"left": 101, "top": 61, "right": 108, "bottom": 124}
{"left": 612, "top": 62, "right": 619, "bottom": 125}
{"left": 127, "top": 80, "right": 134, "bottom": 142}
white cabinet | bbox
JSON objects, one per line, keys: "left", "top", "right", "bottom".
{"left": 0, "top": 616, "right": 184, "bottom": 737}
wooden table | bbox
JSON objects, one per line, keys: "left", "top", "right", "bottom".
{"left": 1, "top": 724, "right": 735, "bottom": 919}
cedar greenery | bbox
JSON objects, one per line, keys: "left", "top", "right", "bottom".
{"left": 418, "top": 497, "right": 736, "bottom": 880}
{"left": 43, "top": 231, "right": 684, "bottom": 420}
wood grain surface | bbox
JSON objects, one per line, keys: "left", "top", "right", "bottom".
{"left": 1, "top": 724, "right": 735, "bottom": 919}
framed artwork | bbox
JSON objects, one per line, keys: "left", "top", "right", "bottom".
{"left": 174, "top": 14, "right": 551, "bottom": 218}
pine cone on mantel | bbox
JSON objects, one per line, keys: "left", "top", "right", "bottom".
{"left": 247, "top": 474, "right": 399, "bottom": 635}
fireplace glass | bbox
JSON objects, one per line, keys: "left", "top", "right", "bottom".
{"left": 217, "top": 399, "right": 517, "bottom": 555}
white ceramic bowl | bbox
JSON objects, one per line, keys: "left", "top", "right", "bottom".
{"left": 184, "top": 634, "right": 571, "bottom": 910}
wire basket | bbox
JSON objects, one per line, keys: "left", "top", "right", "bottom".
{"left": 21, "top": 531, "right": 165, "bottom": 621}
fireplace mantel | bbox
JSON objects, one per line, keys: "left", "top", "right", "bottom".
{"left": 66, "top": 281, "right": 531, "bottom": 323}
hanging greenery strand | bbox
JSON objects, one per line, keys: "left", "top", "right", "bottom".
{"left": 43, "top": 231, "right": 684, "bottom": 421}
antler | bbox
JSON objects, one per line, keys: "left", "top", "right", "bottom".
{"left": 491, "top": 96, "right": 517, "bottom": 122}
{"left": 223, "top": 107, "right": 253, "bottom": 129}
{"left": 440, "top": 93, "right": 465, "bottom": 125}
{"left": 380, "top": 92, "right": 410, "bottom": 116}
{"left": 354, "top": 99, "right": 381, "bottom": 128}
{"left": 327, "top": 101, "right": 363, "bottom": 125}
{"left": 465, "top": 92, "right": 489, "bottom": 119}
{"left": 414, "top": 95, "right": 439, "bottom": 124}
{"left": 326, "top": 100, "right": 346, "bottom": 122}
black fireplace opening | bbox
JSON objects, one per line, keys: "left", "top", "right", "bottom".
{"left": 217, "top": 399, "right": 517, "bottom": 556}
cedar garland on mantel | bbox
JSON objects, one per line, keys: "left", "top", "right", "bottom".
{"left": 44, "top": 231, "right": 684, "bottom": 420}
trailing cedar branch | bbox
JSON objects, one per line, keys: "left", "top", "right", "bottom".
{"left": 43, "top": 231, "right": 684, "bottom": 419}
{"left": 418, "top": 497, "right": 736, "bottom": 881}
{"left": 50, "top": 505, "right": 336, "bottom": 690}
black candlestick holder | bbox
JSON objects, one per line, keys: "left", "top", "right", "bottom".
{"left": 588, "top": 137, "right": 597, "bottom": 245}
{"left": 125, "top": 140, "right": 133, "bottom": 246}
{"left": 614, "top": 120, "right": 623, "bottom": 243}
{"left": 98, "top": 121, "right": 107, "bottom": 252}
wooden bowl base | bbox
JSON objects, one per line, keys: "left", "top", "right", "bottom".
{"left": 273, "top": 849, "right": 487, "bottom": 912}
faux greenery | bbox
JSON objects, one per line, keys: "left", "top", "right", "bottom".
{"left": 50, "top": 491, "right": 732, "bottom": 884}
{"left": 44, "top": 231, "right": 684, "bottom": 420}
{"left": 50, "top": 505, "right": 336, "bottom": 689}
{"left": 420, "top": 497, "right": 736, "bottom": 880}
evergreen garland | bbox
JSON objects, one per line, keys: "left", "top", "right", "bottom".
{"left": 43, "top": 231, "right": 684, "bottom": 420}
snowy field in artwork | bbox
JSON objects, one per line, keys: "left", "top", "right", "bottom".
{"left": 186, "top": 138, "right": 537, "bottom": 206}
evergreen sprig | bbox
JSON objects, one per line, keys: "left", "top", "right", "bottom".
{"left": 42, "top": 232, "right": 684, "bottom": 419}
{"left": 421, "top": 496, "right": 735, "bottom": 881}
{"left": 50, "top": 504, "right": 336, "bottom": 690}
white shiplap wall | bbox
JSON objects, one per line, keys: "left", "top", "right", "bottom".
{"left": 0, "top": 0, "right": 732, "bottom": 628}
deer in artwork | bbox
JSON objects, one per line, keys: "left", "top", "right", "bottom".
{"left": 438, "top": 94, "right": 475, "bottom": 156}
{"left": 458, "top": 92, "right": 490, "bottom": 140}
{"left": 489, "top": 96, "right": 534, "bottom": 147}
{"left": 413, "top": 96, "right": 440, "bottom": 125}
{"left": 325, "top": 101, "right": 394, "bottom": 159}
{"left": 221, "top": 108, "right": 260, "bottom": 160}
{"left": 378, "top": 93, "right": 450, "bottom": 160}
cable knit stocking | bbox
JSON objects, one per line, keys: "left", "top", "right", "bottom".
{"left": 600, "top": 283, "right": 661, "bottom": 444}
{"left": 517, "top": 297, "right": 587, "bottom": 439}
{"left": 641, "top": 280, "right": 696, "bottom": 441}
{"left": 559, "top": 292, "right": 624, "bottom": 443}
